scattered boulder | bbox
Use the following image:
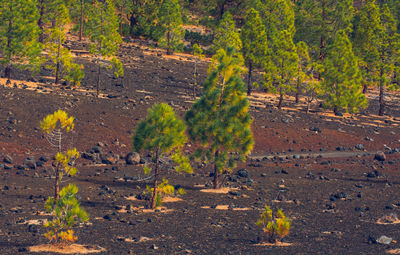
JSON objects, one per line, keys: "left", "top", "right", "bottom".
{"left": 3, "top": 155, "right": 13, "bottom": 164}
{"left": 374, "top": 151, "right": 386, "bottom": 162}
{"left": 100, "top": 153, "right": 117, "bottom": 165}
{"left": 355, "top": 144, "right": 364, "bottom": 150}
{"left": 376, "top": 235, "right": 392, "bottom": 245}
{"left": 126, "top": 152, "right": 140, "bottom": 165}
{"left": 310, "top": 127, "right": 321, "bottom": 133}
{"left": 24, "top": 157, "right": 36, "bottom": 169}
{"left": 237, "top": 169, "right": 249, "bottom": 178}
{"left": 366, "top": 170, "right": 380, "bottom": 178}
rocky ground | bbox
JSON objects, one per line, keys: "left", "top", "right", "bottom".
{"left": 0, "top": 38, "right": 399, "bottom": 254}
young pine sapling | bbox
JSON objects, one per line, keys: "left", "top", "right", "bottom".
{"left": 132, "top": 103, "right": 192, "bottom": 209}
{"left": 40, "top": 110, "right": 78, "bottom": 200}
{"left": 192, "top": 44, "right": 204, "bottom": 99}
{"left": 256, "top": 205, "right": 290, "bottom": 243}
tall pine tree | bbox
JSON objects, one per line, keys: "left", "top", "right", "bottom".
{"left": 0, "top": 0, "right": 42, "bottom": 81}
{"left": 158, "top": 0, "right": 184, "bottom": 55}
{"left": 321, "top": 30, "right": 367, "bottom": 114}
{"left": 241, "top": 8, "right": 268, "bottom": 95}
{"left": 213, "top": 12, "right": 242, "bottom": 53}
{"left": 353, "top": 0, "right": 381, "bottom": 94}
{"left": 87, "top": 0, "right": 123, "bottom": 97}
{"left": 376, "top": 4, "right": 399, "bottom": 115}
{"left": 185, "top": 47, "right": 253, "bottom": 189}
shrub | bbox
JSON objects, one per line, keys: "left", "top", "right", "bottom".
{"left": 256, "top": 205, "right": 290, "bottom": 243}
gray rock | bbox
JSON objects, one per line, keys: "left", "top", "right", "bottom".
{"left": 237, "top": 168, "right": 249, "bottom": 178}
{"left": 24, "top": 157, "right": 36, "bottom": 169}
{"left": 126, "top": 152, "right": 140, "bottom": 165}
{"left": 3, "top": 155, "right": 13, "bottom": 164}
{"left": 355, "top": 144, "right": 364, "bottom": 150}
{"left": 374, "top": 151, "right": 386, "bottom": 162}
{"left": 100, "top": 153, "right": 117, "bottom": 165}
{"left": 376, "top": 235, "right": 392, "bottom": 245}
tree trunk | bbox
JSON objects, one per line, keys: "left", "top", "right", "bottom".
{"left": 167, "top": 31, "right": 171, "bottom": 55}
{"left": 4, "top": 66, "right": 11, "bottom": 81}
{"left": 55, "top": 33, "right": 61, "bottom": 84}
{"left": 193, "top": 60, "right": 197, "bottom": 99}
{"left": 362, "top": 67, "right": 369, "bottom": 94}
{"left": 54, "top": 163, "right": 60, "bottom": 200}
{"left": 379, "top": 71, "right": 385, "bottom": 116}
{"left": 295, "top": 66, "right": 301, "bottom": 103}
{"left": 38, "top": 1, "right": 45, "bottom": 43}
{"left": 150, "top": 149, "right": 160, "bottom": 209}
{"left": 306, "top": 100, "right": 310, "bottom": 114}
{"left": 278, "top": 89, "right": 283, "bottom": 109}
{"left": 213, "top": 151, "right": 219, "bottom": 189}
{"left": 247, "top": 62, "right": 253, "bottom": 96}
{"left": 97, "top": 62, "right": 101, "bottom": 97}
{"left": 79, "top": 0, "right": 84, "bottom": 41}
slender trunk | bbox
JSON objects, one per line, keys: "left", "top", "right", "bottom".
{"left": 55, "top": 33, "right": 61, "bottom": 84}
{"left": 193, "top": 59, "right": 197, "bottom": 99}
{"left": 213, "top": 151, "right": 219, "bottom": 189}
{"left": 278, "top": 88, "right": 283, "bottom": 109}
{"left": 54, "top": 162, "right": 60, "bottom": 200}
{"left": 247, "top": 62, "right": 253, "bottom": 96}
{"left": 379, "top": 68, "right": 385, "bottom": 116}
{"left": 38, "top": 1, "right": 45, "bottom": 43}
{"left": 295, "top": 66, "right": 300, "bottom": 103}
{"left": 129, "top": 12, "right": 136, "bottom": 37}
{"left": 306, "top": 100, "right": 310, "bottom": 114}
{"left": 97, "top": 61, "right": 101, "bottom": 97}
{"left": 151, "top": 149, "right": 160, "bottom": 209}
{"left": 362, "top": 67, "right": 369, "bottom": 94}
{"left": 6, "top": 7, "right": 13, "bottom": 81}
{"left": 319, "top": 1, "right": 326, "bottom": 63}
{"left": 79, "top": 0, "right": 84, "bottom": 41}
{"left": 167, "top": 31, "right": 171, "bottom": 55}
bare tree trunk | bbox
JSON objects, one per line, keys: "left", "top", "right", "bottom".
{"left": 79, "top": 0, "right": 84, "bottom": 41}
{"left": 379, "top": 69, "right": 385, "bottom": 116}
{"left": 295, "top": 67, "right": 300, "bottom": 103}
{"left": 97, "top": 62, "right": 101, "bottom": 97}
{"left": 6, "top": 8, "right": 12, "bottom": 81}
{"left": 150, "top": 149, "right": 160, "bottom": 209}
{"left": 193, "top": 59, "right": 197, "bottom": 99}
{"left": 278, "top": 88, "right": 283, "bottom": 109}
{"left": 167, "top": 31, "right": 171, "bottom": 55}
{"left": 213, "top": 151, "right": 219, "bottom": 189}
{"left": 38, "top": 1, "right": 45, "bottom": 43}
{"left": 247, "top": 62, "right": 253, "bottom": 96}
{"left": 55, "top": 33, "right": 61, "bottom": 84}
{"left": 54, "top": 163, "right": 61, "bottom": 200}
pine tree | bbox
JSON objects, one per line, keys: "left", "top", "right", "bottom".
{"left": 0, "top": 0, "right": 42, "bottom": 81}
{"left": 185, "top": 47, "right": 254, "bottom": 189}
{"left": 87, "top": 0, "right": 123, "bottom": 97}
{"left": 132, "top": 103, "right": 192, "bottom": 209}
{"left": 159, "top": 0, "right": 184, "bottom": 55}
{"left": 192, "top": 44, "right": 204, "bottom": 99}
{"left": 213, "top": 12, "right": 242, "bottom": 53}
{"left": 241, "top": 8, "right": 268, "bottom": 95}
{"left": 45, "top": 2, "right": 84, "bottom": 85}
{"left": 321, "top": 30, "right": 367, "bottom": 114}
{"left": 353, "top": 0, "right": 381, "bottom": 94}
{"left": 376, "top": 4, "right": 399, "bottom": 116}
{"left": 295, "top": 41, "right": 311, "bottom": 103}
{"left": 128, "top": 0, "right": 163, "bottom": 40}
{"left": 293, "top": 0, "right": 354, "bottom": 62}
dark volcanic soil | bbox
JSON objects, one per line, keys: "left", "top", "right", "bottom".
{"left": 0, "top": 38, "right": 400, "bottom": 254}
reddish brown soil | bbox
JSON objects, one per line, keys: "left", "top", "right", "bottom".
{"left": 0, "top": 38, "right": 399, "bottom": 254}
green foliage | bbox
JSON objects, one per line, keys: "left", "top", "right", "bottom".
{"left": 353, "top": 0, "right": 381, "bottom": 92}
{"left": 321, "top": 30, "right": 367, "bottom": 114}
{"left": 0, "top": 0, "right": 42, "bottom": 79}
{"left": 133, "top": 103, "right": 192, "bottom": 209}
{"left": 260, "top": 0, "right": 298, "bottom": 108}
{"left": 192, "top": 44, "right": 204, "bottom": 98}
{"left": 256, "top": 205, "right": 290, "bottom": 243}
{"left": 143, "top": 179, "right": 185, "bottom": 208}
{"left": 213, "top": 12, "right": 242, "bottom": 53}
{"left": 293, "top": 0, "right": 354, "bottom": 60}
{"left": 159, "top": 0, "right": 184, "bottom": 54}
{"left": 128, "top": 0, "right": 163, "bottom": 40}
{"left": 241, "top": 8, "right": 268, "bottom": 95}
{"left": 40, "top": 109, "right": 75, "bottom": 134}
{"left": 87, "top": 0, "right": 123, "bottom": 95}
{"left": 44, "top": 1, "right": 84, "bottom": 85}
{"left": 185, "top": 47, "right": 253, "bottom": 189}
{"left": 55, "top": 148, "right": 80, "bottom": 179}
{"left": 44, "top": 183, "right": 88, "bottom": 244}
{"left": 295, "top": 41, "right": 312, "bottom": 103}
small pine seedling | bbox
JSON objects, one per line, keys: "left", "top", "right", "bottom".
{"left": 256, "top": 205, "right": 290, "bottom": 243}
{"left": 44, "top": 183, "right": 88, "bottom": 244}
{"left": 143, "top": 179, "right": 186, "bottom": 208}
